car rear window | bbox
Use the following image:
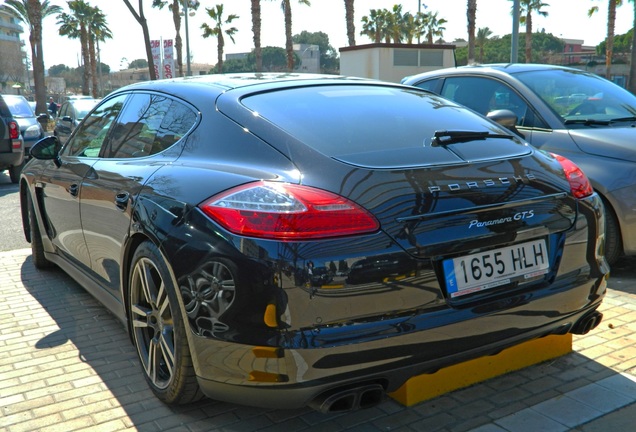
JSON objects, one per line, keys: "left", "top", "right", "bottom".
{"left": 241, "top": 85, "right": 524, "bottom": 157}
{"left": 3, "top": 96, "right": 33, "bottom": 117}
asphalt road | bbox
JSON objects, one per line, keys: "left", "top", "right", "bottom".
{"left": 0, "top": 170, "right": 29, "bottom": 252}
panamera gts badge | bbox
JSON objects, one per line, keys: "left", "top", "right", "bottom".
{"left": 469, "top": 210, "right": 535, "bottom": 229}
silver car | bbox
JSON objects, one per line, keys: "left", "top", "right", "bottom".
{"left": 403, "top": 64, "right": 636, "bottom": 265}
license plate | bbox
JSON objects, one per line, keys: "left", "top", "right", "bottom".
{"left": 443, "top": 239, "right": 549, "bottom": 298}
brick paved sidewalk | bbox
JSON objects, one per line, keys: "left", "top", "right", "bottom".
{"left": 1, "top": 248, "right": 635, "bottom": 432}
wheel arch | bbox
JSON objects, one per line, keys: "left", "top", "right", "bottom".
{"left": 594, "top": 190, "right": 624, "bottom": 264}
{"left": 120, "top": 232, "right": 190, "bottom": 341}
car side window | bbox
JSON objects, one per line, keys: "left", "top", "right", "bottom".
{"left": 412, "top": 78, "right": 441, "bottom": 93}
{"left": 101, "top": 93, "right": 197, "bottom": 159}
{"left": 441, "top": 77, "right": 538, "bottom": 128}
{"left": 59, "top": 103, "right": 68, "bottom": 118}
{"left": 64, "top": 95, "right": 127, "bottom": 157}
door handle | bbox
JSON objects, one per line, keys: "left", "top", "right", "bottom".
{"left": 115, "top": 192, "right": 130, "bottom": 211}
{"left": 68, "top": 183, "right": 79, "bottom": 197}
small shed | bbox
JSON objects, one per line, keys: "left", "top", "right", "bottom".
{"left": 339, "top": 43, "right": 456, "bottom": 83}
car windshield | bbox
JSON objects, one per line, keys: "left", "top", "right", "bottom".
{"left": 514, "top": 68, "right": 636, "bottom": 125}
{"left": 3, "top": 95, "right": 34, "bottom": 118}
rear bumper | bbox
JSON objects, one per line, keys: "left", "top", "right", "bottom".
{"left": 0, "top": 140, "right": 24, "bottom": 169}
{"left": 193, "top": 276, "right": 605, "bottom": 409}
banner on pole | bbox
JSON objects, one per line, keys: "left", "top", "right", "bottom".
{"left": 151, "top": 39, "right": 162, "bottom": 79}
{"left": 163, "top": 39, "right": 175, "bottom": 79}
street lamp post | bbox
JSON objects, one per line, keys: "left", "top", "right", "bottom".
{"left": 511, "top": 0, "right": 520, "bottom": 63}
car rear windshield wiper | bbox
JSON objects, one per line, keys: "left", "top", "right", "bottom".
{"left": 431, "top": 130, "right": 513, "bottom": 146}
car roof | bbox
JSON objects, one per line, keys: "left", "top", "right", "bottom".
{"left": 115, "top": 73, "right": 379, "bottom": 96}
{"left": 461, "top": 63, "right": 585, "bottom": 73}
{"left": 404, "top": 63, "right": 588, "bottom": 82}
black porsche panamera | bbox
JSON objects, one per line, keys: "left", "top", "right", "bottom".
{"left": 19, "top": 74, "right": 607, "bottom": 412}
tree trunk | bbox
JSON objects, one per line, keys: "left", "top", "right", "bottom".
{"left": 525, "top": 12, "right": 532, "bottom": 62}
{"left": 80, "top": 25, "right": 90, "bottom": 95}
{"left": 28, "top": 0, "right": 47, "bottom": 115}
{"left": 172, "top": 0, "right": 183, "bottom": 77}
{"left": 467, "top": 0, "right": 476, "bottom": 64}
{"left": 344, "top": 0, "right": 355, "bottom": 47}
{"left": 89, "top": 36, "right": 98, "bottom": 97}
{"left": 217, "top": 33, "right": 224, "bottom": 73}
{"left": 251, "top": 0, "right": 262, "bottom": 72}
{"left": 606, "top": 0, "right": 617, "bottom": 80}
{"left": 283, "top": 0, "right": 294, "bottom": 71}
{"left": 122, "top": 0, "right": 157, "bottom": 80}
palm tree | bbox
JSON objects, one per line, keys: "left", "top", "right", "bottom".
{"left": 423, "top": 11, "right": 447, "bottom": 44}
{"left": 360, "top": 9, "right": 388, "bottom": 43}
{"left": 589, "top": 0, "right": 622, "bottom": 79}
{"left": 152, "top": 1, "right": 201, "bottom": 77}
{"left": 386, "top": 4, "right": 404, "bottom": 43}
{"left": 88, "top": 6, "right": 111, "bottom": 98}
{"left": 467, "top": 0, "right": 477, "bottom": 64}
{"left": 121, "top": 0, "right": 157, "bottom": 80}
{"left": 344, "top": 0, "right": 355, "bottom": 46}
{"left": 476, "top": 27, "right": 493, "bottom": 63}
{"left": 516, "top": 0, "right": 549, "bottom": 63}
{"left": 2, "top": 0, "right": 62, "bottom": 115}
{"left": 251, "top": 0, "right": 262, "bottom": 71}
{"left": 401, "top": 12, "right": 419, "bottom": 44}
{"left": 57, "top": 0, "right": 93, "bottom": 95}
{"left": 201, "top": 4, "right": 239, "bottom": 74}
{"left": 276, "top": 0, "right": 311, "bottom": 71}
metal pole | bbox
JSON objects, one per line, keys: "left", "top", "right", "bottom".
{"left": 97, "top": 39, "right": 103, "bottom": 96}
{"left": 511, "top": 0, "right": 520, "bottom": 63}
{"left": 184, "top": 0, "right": 192, "bottom": 76}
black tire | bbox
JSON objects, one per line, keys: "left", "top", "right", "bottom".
{"left": 602, "top": 199, "right": 622, "bottom": 266}
{"left": 128, "top": 241, "right": 203, "bottom": 404}
{"left": 28, "top": 193, "right": 53, "bottom": 269}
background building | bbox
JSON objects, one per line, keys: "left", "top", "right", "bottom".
{"left": 0, "top": 8, "right": 27, "bottom": 94}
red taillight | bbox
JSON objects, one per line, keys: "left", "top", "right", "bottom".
{"left": 199, "top": 181, "right": 380, "bottom": 240}
{"left": 8, "top": 120, "right": 20, "bottom": 140}
{"left": 551, "top": 153, "right": 594, "bottom": 199}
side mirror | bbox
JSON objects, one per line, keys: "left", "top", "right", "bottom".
{"left": 30, "top": 136, "right": 63, "bottom": 166}
{"left": 487, "top": 109, "right": 525, "bottom": 139}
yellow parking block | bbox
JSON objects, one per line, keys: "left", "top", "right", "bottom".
{"left": 390, "top": 334, "right": 572, "bottom": 406}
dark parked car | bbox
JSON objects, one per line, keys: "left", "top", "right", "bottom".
{"left": 54, "top": 98, "right": 100, "bottom": 144}
{"left": 1, "top": 94, "right": 46, "bottom": 155}
{"left": 20, "top": 74, "right": 607, "bottom": 412}
{"left": 402, "top": 63, "right": 636, "bottom": 265}
{"left": 0, "top": 95, "right": 24, "bottom": 183}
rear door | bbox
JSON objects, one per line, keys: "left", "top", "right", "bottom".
{"left": 79, "top": 92, "right": 198, "bottom": 292}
